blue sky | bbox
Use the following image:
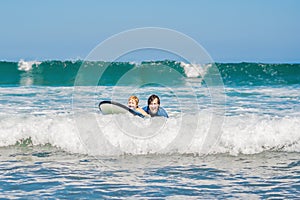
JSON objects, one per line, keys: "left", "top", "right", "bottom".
{"left": 1, "top": 0, "right": 299, "bottom": 63}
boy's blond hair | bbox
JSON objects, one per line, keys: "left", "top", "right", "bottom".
{"left": 128, "top": 95, "right": 139, "bottom": 106}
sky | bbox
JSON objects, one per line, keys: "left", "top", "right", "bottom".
{"left": 1, "top": 0, "right": 299, "bottom": 63}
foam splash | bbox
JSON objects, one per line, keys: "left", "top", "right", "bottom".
{"left": 180, "top": 62, "right": 211, "bottom": 78}
{"left": 0, "top": 114, "right": 86, "bottom": 154}
{"left": 214, "top": 115, "right": 300, "bottom": 155}
{"left": 17, "top": 59, "right": 41, "bottom": 72}
{"left": 0, "top": 112, "right": 299, "bottom": 156}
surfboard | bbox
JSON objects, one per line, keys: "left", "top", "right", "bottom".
{"left": 98, "top": 100, "right": 145, "bottom": 118}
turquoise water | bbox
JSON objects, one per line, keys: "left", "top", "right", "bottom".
{"left": 1, "top": 60, "right": 300, "bottom": 86}
{"left": 0, "top": 60, "right": 299, "bottom": 198}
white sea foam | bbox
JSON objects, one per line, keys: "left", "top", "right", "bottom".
{"left": 0, "top": 112, "right": 299, "bottom": 156}
{"left": 180, "top": 62, "right": 211, "bottom": 78}
{"left": 212, "top": 115, "right": 300, "bottom": 155}
{"left": 0, "top": 114, "right": 86, "bottom": 154}
{"left": 17, "top": 59, "right": 41, "bottom": 72}
{"left": 0, "top": 85, "right": 299, "bottom": 156}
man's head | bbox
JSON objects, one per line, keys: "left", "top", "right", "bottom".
{"left": 148, "top": 94, "right": 160, "bottom": 115}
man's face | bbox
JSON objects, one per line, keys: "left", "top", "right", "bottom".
{"left": 149, "top": 98, "right": 159, "bottom": 115}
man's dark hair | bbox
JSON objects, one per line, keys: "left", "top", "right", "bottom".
{"left": 148, "top": 94, "right": 160, "bottom": 105}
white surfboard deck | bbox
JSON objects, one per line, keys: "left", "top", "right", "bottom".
{"left": 98, "top": 101, "right": 145, "bottom": 118}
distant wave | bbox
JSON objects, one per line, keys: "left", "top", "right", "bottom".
{"left": 0, "top": 60, "right": 299, "bottom": 86}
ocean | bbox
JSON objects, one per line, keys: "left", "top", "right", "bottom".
{"left": 0, "top": 60, "right": 299, "bottom": 198}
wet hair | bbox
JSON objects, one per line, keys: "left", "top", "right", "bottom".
{"left": 128, "top": 96, "right": 139, "bottom": 106}
{"left": 147, "top": 94, "right": 160, "bottom": 105}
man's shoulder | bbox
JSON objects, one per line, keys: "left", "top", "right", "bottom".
{"left": 158, "top": 107, "right": 169, "bottom": 118}
{"left": 142, "top": 106, "right": 148, "bottom": 112}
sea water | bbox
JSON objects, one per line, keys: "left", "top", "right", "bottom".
{"left": 0, "top": 60, "right": 299, "bottom": 198}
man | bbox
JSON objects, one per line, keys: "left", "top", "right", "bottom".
{"left": 142, "top": 94, "right": 169, "bottom": 118}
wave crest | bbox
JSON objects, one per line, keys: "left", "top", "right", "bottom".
{"left": 0, "top": 113, "right": 299, "bottom": 156}
{"left": 17, "top": 59, "right": 41, "bottom": 72}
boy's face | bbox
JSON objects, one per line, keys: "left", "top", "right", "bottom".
{"left": 149, "top": 98, "right": 159, "bottom": 114}
{"left": 128, "top": 99, "right": 137, "bottom": 109}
